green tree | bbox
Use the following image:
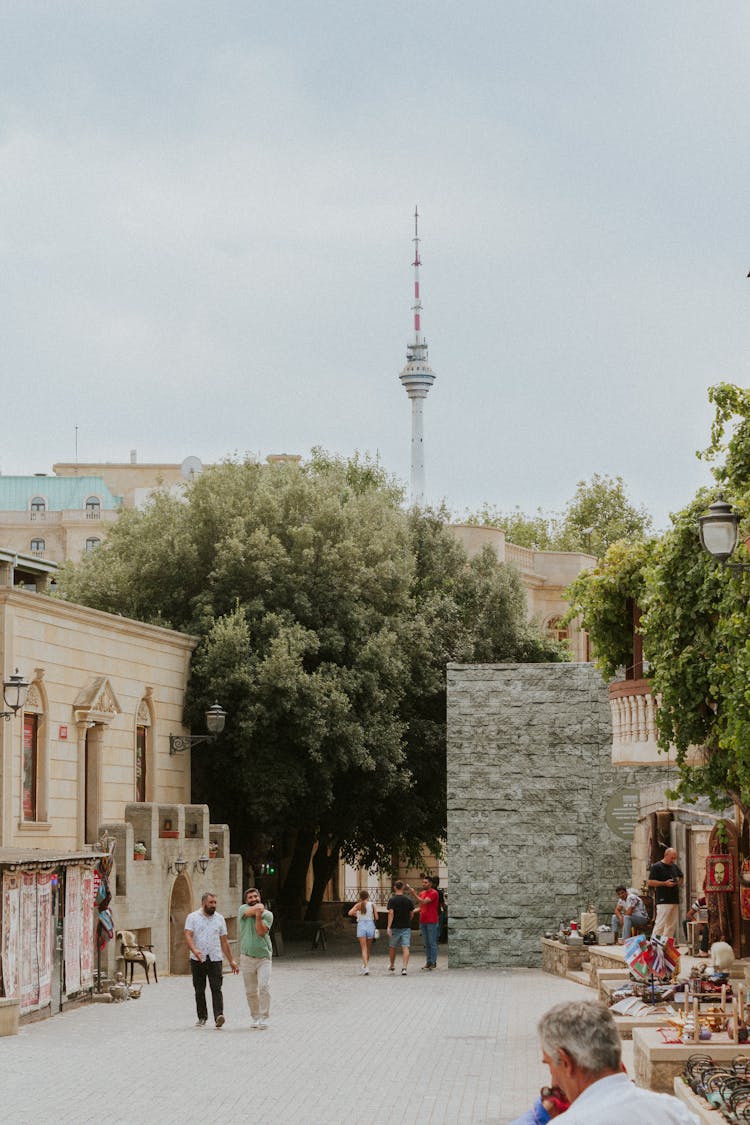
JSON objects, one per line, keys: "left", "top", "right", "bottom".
{"left": 554, "top": 473, "right": 653, "bottom": 556}
{"left": 563, "top": 384, "right": 750, "bottom": 817}
{"left": 564, "top": 539, "right": 653, "bottom": 680}
{"left": 59, "top": 452, "right": 560, "bottom": 917}
{"left": 464, "top": 474, "right": 653, "bottom": 557}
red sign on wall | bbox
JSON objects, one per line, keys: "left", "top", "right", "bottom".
{"left": 58, "top": 726, "right": 68, "bottom": 740}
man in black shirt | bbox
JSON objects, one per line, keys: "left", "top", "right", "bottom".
{"left": 647, "top": 847, "right": 684, "bottom": 940}
{"left": 386, "top": 880, "right": 416, "bottom": 975}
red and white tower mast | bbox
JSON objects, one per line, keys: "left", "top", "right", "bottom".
{"left": 399, "top": 206, "right": 436, "bottom": 506}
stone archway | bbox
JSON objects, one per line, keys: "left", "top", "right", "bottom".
{"left": 169, "top": 874, "right": 193, "bottom": 974}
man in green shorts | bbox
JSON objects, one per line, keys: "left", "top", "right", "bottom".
{"left": 239, "top": 887, "right": 273, "bottom": 1029}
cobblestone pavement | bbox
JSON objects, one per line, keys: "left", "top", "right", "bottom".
{"left": 2, "top": 943, "right": 593, "bottom": 1125}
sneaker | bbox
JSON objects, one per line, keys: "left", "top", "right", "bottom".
{"left": 215, "top": 1014, "right": 225, "bottom": 1028}
{"left": 420, "top": 964, "right": 433, "bottom": 972}
{"left": 195, "top": 1018, "right": 207, "bottom": 1027}
{"left": 387, "top": 965, "right": 395, "bottom": 972}
{"left": 363, "top": 966, "right": 369, "bottom": 975}
{"left": 401, "top": 968, "right": 407, "bottom": 976}
{"left": 256, "top": 1019, "right": 268, "bottom": 1030}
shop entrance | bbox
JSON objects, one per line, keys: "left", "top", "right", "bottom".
{"left": 169, "top": 874, "right": 193, "bottom": 974}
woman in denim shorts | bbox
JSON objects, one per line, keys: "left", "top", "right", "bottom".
{"left": 347, "top": 890, "right": 378, "bottom": 975}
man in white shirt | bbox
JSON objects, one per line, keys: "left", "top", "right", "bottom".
{"left": 184, "top": 891, "right": 239, "bottom": 1028}
{"left": 538, "top": 1000, "right": 698, "bottom": 1124}
{"left": 612, "top": 884, "right": 648, "bottom": 941}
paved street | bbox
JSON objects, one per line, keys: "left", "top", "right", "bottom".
{"left": 1, "top": 940, "right": 597, "bottom": 1125}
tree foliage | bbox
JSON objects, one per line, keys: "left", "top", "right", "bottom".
{"left": 59, "top": 452, "right": 560, "bottom": 913}
{"left": 566, "top": 384, "right": 750, "bottom": 815}
{"left": 564, "top": 539, "right": 653, "bottom": 680}
{"left": 464, "top": 473, "right": 653, "bottom": 557}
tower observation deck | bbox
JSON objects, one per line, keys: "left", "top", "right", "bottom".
{"left": 399, "top": 206, "right": 436, "bottom": 507}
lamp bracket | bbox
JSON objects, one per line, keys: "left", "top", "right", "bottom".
{"left": 169, "top": 733, "right": 218, "bottom": 755}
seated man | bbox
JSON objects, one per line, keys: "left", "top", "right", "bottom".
{"left": 537, "top": 1000, "right": 699, "bottom": 1123}
{"left": 611, "top": 885, "right": 648, "bottom": 942}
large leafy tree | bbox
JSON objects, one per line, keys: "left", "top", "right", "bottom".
{"left": 465, "top": 473, "right": 653, "bottom": 556}
{"left": 60, "top": 452, "right": 559, "bottom": 917}
{"left": 566, "top": 384, "right": 750, "bottom": 818}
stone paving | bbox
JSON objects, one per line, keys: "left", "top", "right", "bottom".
{"left": 2, "top": 941, "right": 593, "bottom": 1125}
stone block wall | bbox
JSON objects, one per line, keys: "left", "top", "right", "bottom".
{"left": 446, "top": 663, "right": 670, "bottom": 968}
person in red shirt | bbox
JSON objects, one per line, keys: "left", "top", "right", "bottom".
{"left": 407, "top": 876, "right": 440, "bottom": 971}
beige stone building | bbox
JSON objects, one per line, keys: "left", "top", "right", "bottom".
{"left": 448, "top": 524, "right": 594, "bottom": 658}
{"left": 0, "top": 556, "right": 241, "bottom": 1020}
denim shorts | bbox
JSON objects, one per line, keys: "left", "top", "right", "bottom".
{"left": 356, "top": 920, "right": 376, "bottom": 939}
{"left": 389, "top": 926, "right": 411, "bottom": 948}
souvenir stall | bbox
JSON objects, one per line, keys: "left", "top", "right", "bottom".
{"left": 0, "top": 849, "right": 102, "bottom": 1024}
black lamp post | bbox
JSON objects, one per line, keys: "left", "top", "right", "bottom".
{"left": 169, "top": 702, "right": 227, "bottom": 755}
{"left": 1, "top": 669, "right": 30, "bottom": 721}
{"left": 698, "top": 496, "right": 750, "bottom": 572}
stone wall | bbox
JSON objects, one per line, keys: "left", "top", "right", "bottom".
{"left": 446, "top": 663, "right": 670, "bottom": 968}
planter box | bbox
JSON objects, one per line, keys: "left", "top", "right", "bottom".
{"left": 133, "top": 853, "right": 146, "bottom": 861}
{"left": 160, "top": 830, "right": 179, "bottom": 839}
{"left": 0, "top": 998, "right": 20, "bottom": 1037}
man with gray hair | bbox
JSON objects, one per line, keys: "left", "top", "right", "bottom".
{"left": 536, "top": 1001, "right": 698, "bottom": 1122}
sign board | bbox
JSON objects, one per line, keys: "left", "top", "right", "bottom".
{"left": 605, "top": 788, "right": 640, "bottom": 840}
{"left": 58, "top": 725, "right": 68, "bottom": 740}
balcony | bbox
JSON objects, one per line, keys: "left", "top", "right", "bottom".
{"left": 609, "top": 678, "right": 703, "bottom": 766}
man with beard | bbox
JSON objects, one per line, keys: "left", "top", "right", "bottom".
{"left": 184, "top": 891, "right": 239, "bottom": 1028}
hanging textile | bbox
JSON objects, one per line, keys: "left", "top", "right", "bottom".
{"left": 36, "top": 872, "right": 53, "bottom": 1010}
{"left": 64, "top": 866, "right": 81, "bottom": 995}
{"left": 80, "top": 868, "right": 94, "bottom": 990}
{"left": 1, "top": 872, "right": 20, "bottom": 999}
{"left": 19, "top": 873, "right": 38, "bottom": 1013}
{"left": 94, "top": 847, "right": 115, "bottom": 953}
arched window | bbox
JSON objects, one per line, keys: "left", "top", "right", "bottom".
{"left": 135, "top": 698, "right": 152, "bottom": 803}
{"left": 546, "top": 617, "right": 570, "bottom": 645}
{"left": 85, "top": 496, "right": 101, "bottom": 519}
{"left": 30, "top": 497, "right": 46, "bottom": 521}
{"left": 30, "top": 538, "right": 45, "bottom": 555}
{"left": 85, "top": 537, "right": 101, "bottom": 553}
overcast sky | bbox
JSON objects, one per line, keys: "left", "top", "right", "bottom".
{"left": 3, "top": 2, "right": 749, "bottom": 530}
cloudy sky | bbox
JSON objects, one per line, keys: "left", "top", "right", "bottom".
{"left": 3, "top": 2, "right": 749, "bottom": 530}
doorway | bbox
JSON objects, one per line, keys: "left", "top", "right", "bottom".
{"left": 169, "top": 875, "right": 193, "bottom": 974}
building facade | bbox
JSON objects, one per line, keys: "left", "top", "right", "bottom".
{"left": 0, "top": 566, "right": 240, "bottom": 1020}
{"left": 448, "top": 524, "right": 593, "bottom": 658}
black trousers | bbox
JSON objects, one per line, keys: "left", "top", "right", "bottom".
{"left": 191, "top": 957, "right": 224, "bottom": 1021}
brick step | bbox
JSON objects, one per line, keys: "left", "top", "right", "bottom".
{"left": 565, "top": 970, "right": 593, "bottom": 988}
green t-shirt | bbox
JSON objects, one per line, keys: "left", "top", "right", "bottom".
{"left": 239, "top": 905, "right": 273, "bottom": 958}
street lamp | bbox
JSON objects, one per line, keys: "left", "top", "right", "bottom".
{"left": 698, "top": 496, "right": 750, "bottom": 571}
{"left": 169, "top": 702, "right": 227, "bottom": 755}
{"left": 1, "top": 669, "right": 30, "bottom": 721}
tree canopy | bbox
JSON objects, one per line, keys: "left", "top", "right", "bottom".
{"left": 465, "top": 473, "right": 653, "bottom": 556}
{"left": 565, "top": 384, "right": 750, "bottom": 816}
{"left": 59, "top": 451, "right": 561, "bottom": 914}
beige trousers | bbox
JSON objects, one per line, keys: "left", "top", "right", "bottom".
{"left": 240, "top": 953, "right": 271, "bottom": 1020}
{"left": 652, "top": 903, "right": 679, "bottom": 940}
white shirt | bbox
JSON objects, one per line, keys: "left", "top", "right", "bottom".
{"left": 184, "top": 908, "right": 227, "bottom": 961}
{"left": 560, "top": 1073, "right": 699, "bottom": 1124}
{"left": 624, "top": 890, "right": 646, "bottom": 914}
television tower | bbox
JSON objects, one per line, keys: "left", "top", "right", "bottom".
{"left": 399, "top": 206, "right": 436, "bottom": 507}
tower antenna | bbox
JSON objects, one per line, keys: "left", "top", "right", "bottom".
{"left": 399, "top": 205, "right": 436, "bottom": 506}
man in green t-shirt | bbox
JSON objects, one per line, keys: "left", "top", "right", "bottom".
{"left": 239, "top": 887, "right": 273, "bottom": 1029}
